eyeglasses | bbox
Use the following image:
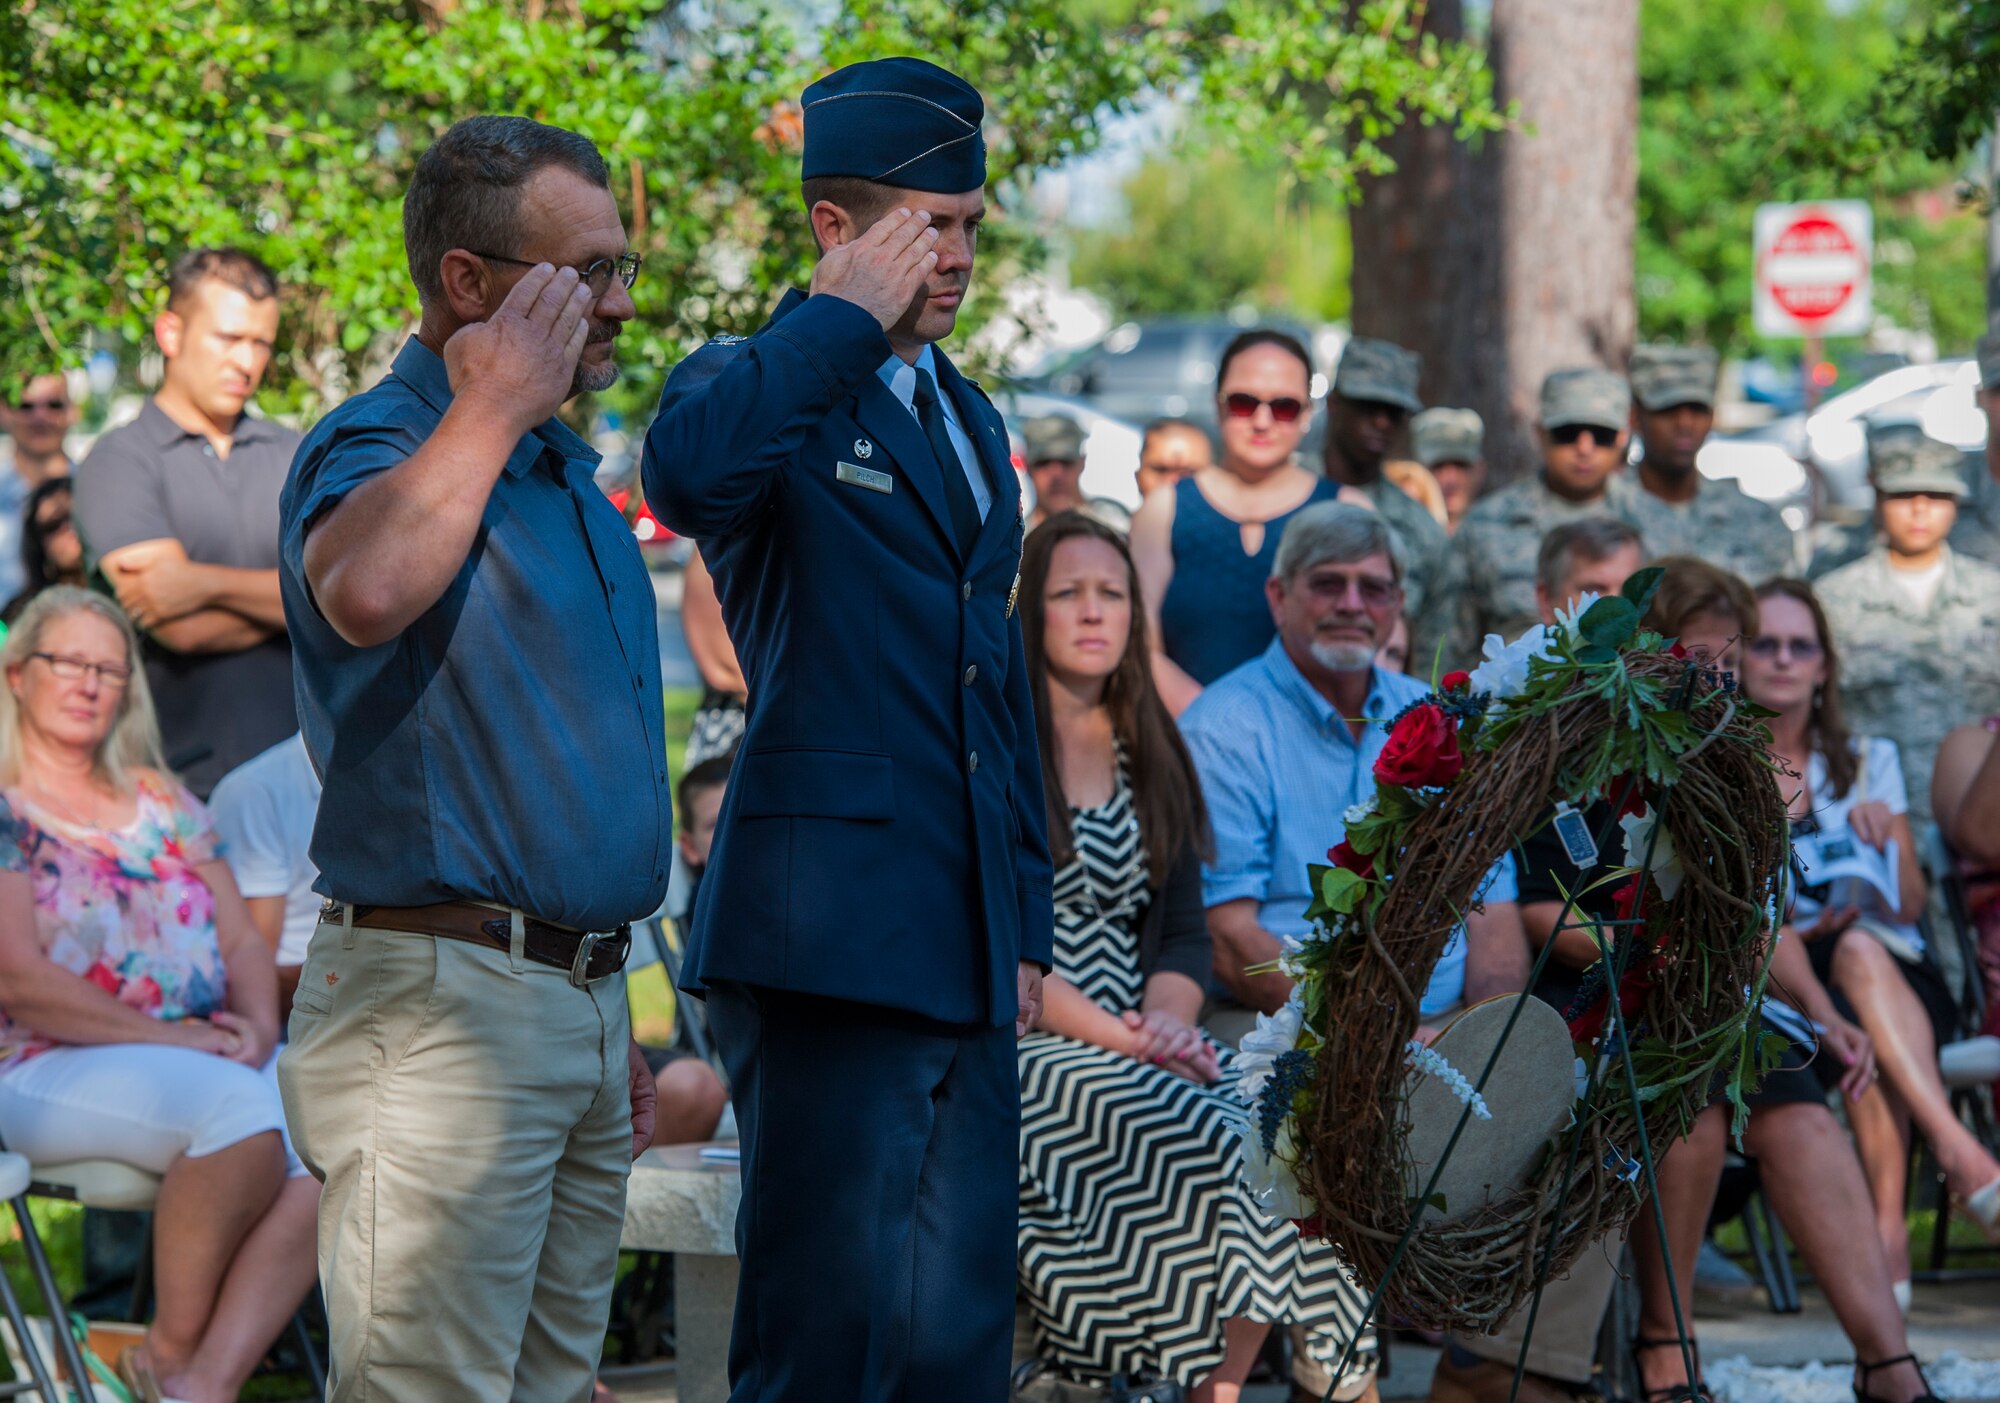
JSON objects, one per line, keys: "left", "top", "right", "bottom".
{"left": 1549, "top": 424, "right": 1620, "bottom": 446}
{"left": 1222, "top": 393, "right": 1306, "bottom": 423}
{"left": 1747, "top": 635, "right": 1824, "bottom": 662}
{"left": 29, "top": 652, "right": 131, "bottom": 687}
{"left": 1301, "top": 570, "right": 1400, "bottom": 608}
{"left": 467, "top": 251, "right": 642, "bottom": 298}
{"left": 11, "top": 399, "right": 68, "bottom": 414}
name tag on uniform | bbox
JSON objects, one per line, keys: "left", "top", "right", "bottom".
{"left": 836, "top": 461, "right": 894, "bottom": 495}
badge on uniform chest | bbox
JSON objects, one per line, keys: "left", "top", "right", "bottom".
{"left": 836, "top": 461, "right": 894, "bottom": 495}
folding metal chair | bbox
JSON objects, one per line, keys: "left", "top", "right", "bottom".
{"left": 0, "top": 1150, "right": 96, "bottom": 1400}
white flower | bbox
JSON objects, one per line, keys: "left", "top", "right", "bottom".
{"left": 1553, "top": 591, "right": 1603, "bottom": 644}
{"left": 1466, "top": 623, "right": 1559, "bottom": 699}
{"left": 1618, "top": 802, "right": 1685, "bottom": 900}
{"left": 1404, "top": 1040, "right": 1493, "bottom": 1120}
{"left": 1233, "top": 992, "right": 1305, "bottom": 1107}
{"left": 1241, "top": 1119, "right": 1312, "bottom": 1220}
{"left": 1573, "top": 1056, "right": 1593, "bottom": 1103}
{"left": 1343, "top": 800, "right": 1376, "bottom": 827}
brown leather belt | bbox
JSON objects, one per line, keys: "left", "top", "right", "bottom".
{"left": 334, "top": 900, "right": 632, "bottom": 988}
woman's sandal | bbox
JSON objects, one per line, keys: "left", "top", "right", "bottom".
{"left": 1854, "top": 1353, "right": 1947, "bottom": 1403}
{"left": 1633, "top": 1335, "right": 1714, "bottom": 1403}
{"left": 115, "top": 1347, "right": 194, "bottom": 1403}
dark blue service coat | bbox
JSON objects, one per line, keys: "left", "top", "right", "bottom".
{"left": 645, "top": 289, "right": 1054, "bottom": 1029}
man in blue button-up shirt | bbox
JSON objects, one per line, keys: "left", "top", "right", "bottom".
{"left": 276, "top": 117, "right": 666, "bottom": 1402}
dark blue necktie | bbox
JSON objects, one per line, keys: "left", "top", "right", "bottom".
{"left": 912, "top": 368, "right": 982, "bottom": 551}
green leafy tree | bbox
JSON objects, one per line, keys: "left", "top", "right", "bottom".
{"left": 1636, "top": 0, "right": 1986, "bottom": 355}
{"left": 2, "top": 0, "right": 1503, "bottom": 417}
{"left": 1069, "top": 145, "right": 1354, "bottom": 321}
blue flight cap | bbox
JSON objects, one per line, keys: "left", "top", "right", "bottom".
{"left": 801, "top": 57, "right": 987, "bottom": 193}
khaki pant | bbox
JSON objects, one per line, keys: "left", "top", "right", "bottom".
{"left": 279, "top": 911, "right": 633, "bottom": 1402}
{"left": 1450, "top": 1236, "right": 1623, "bottom": 1384}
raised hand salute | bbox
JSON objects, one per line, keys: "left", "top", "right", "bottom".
{"left": 809, "top": 206, "right": 942, "bottom": 330}
{"left": 443, "top": 261, "right": 595, "bottom": 433}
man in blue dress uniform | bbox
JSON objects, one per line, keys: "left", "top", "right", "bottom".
{"left": 644, "top": 57, "right": 1054, "bottom": 1403}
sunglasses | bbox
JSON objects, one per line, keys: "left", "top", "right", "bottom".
{"left": 11, "top": 399, "right": 68, "bottom": 414}
{"left": 1222, "top": 393, "right": 1305, "bottom": 423}
{"left": 1549, "top": 423, "right": 1620, "bottom": 446}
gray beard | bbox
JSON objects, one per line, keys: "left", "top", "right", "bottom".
{"left": 1311, "top": 640, "right": 1375, "bottom": 672}
{"left": 570, "top": 355, "right": 620, "bottom": 398}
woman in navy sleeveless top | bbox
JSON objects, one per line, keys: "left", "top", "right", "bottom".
{"left": 1132, "top": 330, "right": 1348, "bottom": 712}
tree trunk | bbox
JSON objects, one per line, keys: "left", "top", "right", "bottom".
{"left": 1350, "top": 0, "right": 1639, "bottom": 484}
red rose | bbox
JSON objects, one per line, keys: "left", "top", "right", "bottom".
{"left": 1441, "top": 670, "right": 1472, "bottom": 692}
{"left": 1292, "top": 1215, "right": 1325, "bottom": 1238}
{"left": 1609, "top": 775, "right": 1651, "bottom": 821}
{"left": 1327, "top": 840, "right": 1375, "bottom": 879}
{"left": 1373, "top": 703, "right": 1465, "bottom": 789}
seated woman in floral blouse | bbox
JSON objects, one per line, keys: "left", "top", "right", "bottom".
{"left": 0, "top": 588, "right": 316, "bottom": 1403}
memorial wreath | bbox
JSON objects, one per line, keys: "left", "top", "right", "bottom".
{"left": 1234, "top": 568, "right": 1791, "bottom": 1333}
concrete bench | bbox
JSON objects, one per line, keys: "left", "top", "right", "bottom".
{"left": 621, "top": 1141, "right": 741, "bottom": 1403}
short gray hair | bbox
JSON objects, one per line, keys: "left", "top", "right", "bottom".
{"left": 1536, "top": 516, "right": 1644, "bottom": 597}
{"left": 1271, "top": 501, "right": 1405, "bottom": 583}
{"left": 403, "top": 116, "right": 611, "bottom": 308}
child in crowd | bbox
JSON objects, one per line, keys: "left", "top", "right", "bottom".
{"left": 645, "top": 755, "right": 734, "bottom": 1146}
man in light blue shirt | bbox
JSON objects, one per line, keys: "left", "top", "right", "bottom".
{"left": 1181, "top": 502, "right": 1526, "bottom": 1040}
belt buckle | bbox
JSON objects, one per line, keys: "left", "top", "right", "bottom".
{"left": 568, "top": 932, "right": 602, "bottom": 989}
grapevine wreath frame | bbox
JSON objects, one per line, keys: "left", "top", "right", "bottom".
{"left": 1236, "top": 570, "right": 1791, "bottom": 1334}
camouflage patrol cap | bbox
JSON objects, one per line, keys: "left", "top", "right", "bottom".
{"left": 1629, "top": 345, "right": 1719, "bottom": 412}
{"left": 1978, "top": 324, "right": 2000, "bottom": 391}
{"left": 1540, "top": 368, "right": 1631, "bottom": 431}
{"left": 1333, "top": 337, "right": 1423, "bottom": 414}
{"left": 1866, "top": 421, "right": 1966, "bottom": 499}
{"left": 1410, "top": 407, "right": 1483, "bottom": 467}
{"left": 1022, "top": 413, "right": 1086, "bottom": 463}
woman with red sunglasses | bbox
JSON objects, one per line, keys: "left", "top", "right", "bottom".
{"left": 1130, "top": 330, "right": 1363, "bottom": 717}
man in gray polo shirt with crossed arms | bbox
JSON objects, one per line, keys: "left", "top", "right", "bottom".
{"left": 278, "top": 116, "right": 666, "bottom": 1401}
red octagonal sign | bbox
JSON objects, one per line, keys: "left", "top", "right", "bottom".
{"left": 1754, "top": 201, "right": 1872, "bottom": 338}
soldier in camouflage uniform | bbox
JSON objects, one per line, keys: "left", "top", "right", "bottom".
{"left": 1817, "top": 421, "right": 2000, "bottom": 842}
{"left": 1410, "top": 406, "right": 1485, "bottom": 532}
{"left": 1627, "top": 344, "right": 1797, "bottom": 583}
{"left": 1321, "top": 337, "right": 1451, "bottom": 629}
{"left": 1949, "top": 325, "right": 2000, "bottom": 566}
{"left": 1430, "top": 369, "right": 1653, "bottom": 671}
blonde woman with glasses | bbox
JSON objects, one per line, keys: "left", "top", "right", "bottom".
{"left": 0, "top": 587, "right": 317, "bottom": 1403}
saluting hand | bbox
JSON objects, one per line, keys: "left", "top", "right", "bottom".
{"left": 809, "top": 208, "right": 942, "bottom": 332}
{"left": 443, "top": 263, "right": 594, "bottom": 434}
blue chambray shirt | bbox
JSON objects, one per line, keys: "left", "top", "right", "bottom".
{"left": 1181, "top": 637, "right": 1515, "bottom": 1014}
{"left": 279, "top": 339, "right": 671, "bottom": 930}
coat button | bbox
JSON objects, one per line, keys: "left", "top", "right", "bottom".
{"left": 962, "top": 582, "right": 973, "bottom": 600}
{"left": 963, "top": 665, "right": 978, "bottom": 685}
{"left": 968, "top": 751, "right": 980, "bottom": 773}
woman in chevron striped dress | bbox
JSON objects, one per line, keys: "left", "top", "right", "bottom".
{"left": 1016, "top": 513, "right": 1376, "bottom": 1403}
